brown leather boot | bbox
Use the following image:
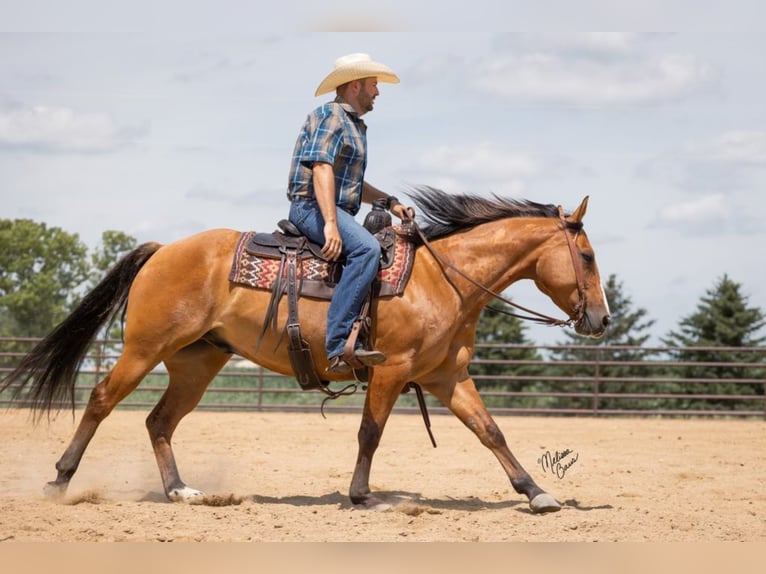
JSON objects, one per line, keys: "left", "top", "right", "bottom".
{"left": 354, "top": 349, "right": 386, "bottom": 366}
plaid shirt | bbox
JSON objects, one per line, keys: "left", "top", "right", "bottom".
{"left": 287, "top": 96, "right": 368, "bottom": 216}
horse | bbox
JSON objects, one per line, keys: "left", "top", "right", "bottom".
{"left": 1, "top": 186, "right": 610, "bottom": 514}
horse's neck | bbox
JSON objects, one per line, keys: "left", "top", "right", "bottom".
{"left": 432, "top": 218, "right": 554, "bottom": 297}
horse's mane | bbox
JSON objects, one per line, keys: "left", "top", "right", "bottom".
{"left": 405, "top": 186, "right": 560, "bottom": 240}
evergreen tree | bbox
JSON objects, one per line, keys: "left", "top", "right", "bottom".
{"left": 471, "top": 302, "right": 545, "bottom": 409}
{"left": 663, "top": 274, "right": 765, "bottom": 348}
{"left": 662, "top": 274, "right": 765, "bottom": 412}
{"left": 548, "top": 274, "right": 657, "bottom": 411}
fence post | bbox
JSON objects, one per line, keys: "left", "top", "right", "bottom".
{"left": 94, "top": 339, "right": 102, "bottom": 394}
{"left": 257, "top": 367, "right": 264, "bottom": 410}
{"left": 592, "top": 348, "right": 602, "bottom": 415}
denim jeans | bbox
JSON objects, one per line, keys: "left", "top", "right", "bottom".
{"left": 289, "top": 199, "right": 381, "bottom": 359}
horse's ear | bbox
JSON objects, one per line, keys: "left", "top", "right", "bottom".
{"left": 569, "top": 196, "right": 589, "bottom": 224}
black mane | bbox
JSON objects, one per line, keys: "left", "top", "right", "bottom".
{"left": 405, "top": 186, "right": 560, "bottom": 240}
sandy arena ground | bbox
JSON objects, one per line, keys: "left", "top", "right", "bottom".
{"left": 0, "top": 408, "right": 764, "bottom": 542}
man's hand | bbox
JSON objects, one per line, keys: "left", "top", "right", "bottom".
{"left": 322, "top": 222, "right": 342, "bottom": 260}
{"left": 391, "top": 203, "right": 415, "bottom": 221}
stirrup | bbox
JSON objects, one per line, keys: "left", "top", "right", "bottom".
{"left": 326, "top": 356, "right": 352, "bottom": 375}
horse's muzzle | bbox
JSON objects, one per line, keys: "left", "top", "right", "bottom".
{"left": 575, "top": 308, "right": 611, "bottom": 338}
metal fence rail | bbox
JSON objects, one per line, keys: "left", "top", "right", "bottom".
{"left": 1, "top": 338, "right": 764, "bottom": 418}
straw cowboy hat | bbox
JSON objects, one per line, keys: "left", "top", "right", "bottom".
{"left": 315, "top": 53, "right": 400, "bottom": 97}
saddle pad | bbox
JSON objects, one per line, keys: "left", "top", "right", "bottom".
{"left": 229, "top": 229, "right": 415, "bottom": 300}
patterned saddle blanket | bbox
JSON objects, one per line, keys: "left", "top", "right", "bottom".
{"left": 228, "top": 226, "right": 416, "bottom": 300}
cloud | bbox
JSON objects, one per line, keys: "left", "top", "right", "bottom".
{"left": 652, "top": 192, "right": 760, "bottom": 236}
{"left": 494, "top": 32, "right": 649, "bottom": 59}
{"left": 642, "top": 129, "right": 766, "bottom": 236}
{"left": 639, "top": 129, "right": 766, "bottom": 192}
{"left": 407, "top": 142, "right": 542, "bottom": 195}
{"left": 688, "top": 130, "right": 766, "bottom": 166}
{"left": 0, "top": 105, "right": 144, "bottom": 153}
{"left": 473, "top": 33, "right": 713, "bottom": 106}
{"left": 658, "top": 193, "right": 726, "bottom": 224}
{"left": 651, "top": 193, "right": 730, "bottom": 236}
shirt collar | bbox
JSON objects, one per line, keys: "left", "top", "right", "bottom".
{"left": 334, "top": 95, "right": 362, "bottom": 120}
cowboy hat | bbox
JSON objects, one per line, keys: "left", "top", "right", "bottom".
{"left": 314, "top": 53, "right": 400, "bottom": 97}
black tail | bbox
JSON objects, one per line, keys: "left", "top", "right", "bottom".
{"left": 0, "top": 242, "right": 162, "bottom": 417}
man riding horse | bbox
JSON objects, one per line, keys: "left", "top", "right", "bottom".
{"left": 286, "top": 53, "right": 413, "bottom": 375}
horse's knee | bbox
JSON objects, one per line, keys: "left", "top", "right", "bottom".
{"left": 358, "top": 418, "right": 382, "bottom": 450}
{"left": 145, "top": 401, "right": 174, "bottom": 442}
{"left": 476, "top": 420, "right": 507, "bottom": 450}
{"left": 145, "top": 409, "right": 162, "bottom": 437}
{"left": 84, "top": 381, "right": 114, "bottom": 419}
{"left": 487, "top": 422, "right": 507, "bottom": 445}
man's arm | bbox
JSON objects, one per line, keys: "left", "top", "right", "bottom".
{"left": 362, "top": 181, "right": 413, "bottom": 221}
{"left": 313, "top": 162, "right": 343, "bottom": 261}
{"left": 361, "top": 181, "right": 388, "bottom": 204}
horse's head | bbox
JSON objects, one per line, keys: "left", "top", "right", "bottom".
{"left": 534, "top": 196, "right": 611, "bottom": 338}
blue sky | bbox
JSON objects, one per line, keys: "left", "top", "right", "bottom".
{"left": 2, "top": 17, "right": 765, "bottom": 345}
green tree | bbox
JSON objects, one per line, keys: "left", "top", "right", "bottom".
{"left": 548, "top": 273, "right": 658, "bottom": 411}
{"left": 662, "top": 274, "right": 765, "bottom": 412}
{"left": 663, "top": 274, "right": 765, "bottom": 348}
{"left": 89, "top": 230, "right": 137, "bottom": 290}
{"left": 0, "top": 219, "right": 89, "bottom": 337}
{"left": 470, "top": 302, "right": 545, "bottom": 409}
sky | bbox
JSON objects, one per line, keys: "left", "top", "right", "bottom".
{"left": 2, "top": 10, "right": 765, "bottom": 346}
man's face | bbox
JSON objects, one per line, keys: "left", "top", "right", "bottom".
{"left": 357, "top": 78, "right": 379, "bottom": 113}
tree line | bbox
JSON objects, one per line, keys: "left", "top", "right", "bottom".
{"left": 472, "top": 275, "right": 765, "bottom": 413}
{"left": 0, "top": 219, "right": 136, "bottom": 338}
{"left": 1, "top": 218, "right": 764, "bottom": 413}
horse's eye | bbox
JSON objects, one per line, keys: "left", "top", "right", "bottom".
{"left": 581, "top": 251, "right": 594, "bottom": 264}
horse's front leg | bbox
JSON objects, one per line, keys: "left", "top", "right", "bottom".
{"left": 425, "top": 375, "right": 561, "bottom": 513}
{"left": 349, "top": 371, "right": 406, "bottom": 509}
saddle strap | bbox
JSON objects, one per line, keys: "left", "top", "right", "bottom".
{"left": 409, "top": 383, "right": 437, "bottom": 448}
{"left": 341, "top": 297, "right": 371, "bottom": 371}
{"left": 254, "top": 250, "right": 290, "bottom": 354}
{"left": 285, "top": 249, "right": 327, "bottom": 391}
{"left": 285, "top": 250, "right": 301, "bottom": 348}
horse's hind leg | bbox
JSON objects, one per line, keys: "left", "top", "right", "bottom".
{"left": 145, "top": 341, "right": 231, "bottom": 503}
{"left": 45, "top": 349, "right": 157, "bottom": 498}
{"left": 426, "top": 375, "right": 561, "bottom": 513}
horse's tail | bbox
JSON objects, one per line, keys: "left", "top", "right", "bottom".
{"left": 0, "top": 241, "right": 163, "bottom": 417}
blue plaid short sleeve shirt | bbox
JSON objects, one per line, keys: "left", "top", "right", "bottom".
{"left": 287, "top": 97, "right": 368, "bottom": 216}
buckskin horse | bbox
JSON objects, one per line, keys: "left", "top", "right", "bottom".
{"left": 1, "top": 186, "right": 610, "bottom": 513}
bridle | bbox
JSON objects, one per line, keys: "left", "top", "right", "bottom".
{"left": 408, "top": 206, "right": 588, "bottom": 328}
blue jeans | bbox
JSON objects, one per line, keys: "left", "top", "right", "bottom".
{"left": 289, "top": 200, "right": 381, "bottom": 359}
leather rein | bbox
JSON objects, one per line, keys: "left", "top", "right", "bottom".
{"left": 409, "top": 206, "right": 587, "bottom": 328}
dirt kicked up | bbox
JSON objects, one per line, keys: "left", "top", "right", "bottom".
{"left": 0, "top": 409, "right": 764, "bottom": 542}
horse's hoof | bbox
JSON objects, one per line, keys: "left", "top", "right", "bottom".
{"left": 44, "top": 481, "right": 68, "bottom": 500}
{"left": 351, "top": 494, "right": 391, "bottom": 511}
{"left": 529, "top": 493, "right": 561, "bottom": 513}
{"left": 168, "top": 486, "right": 206, "bottom": 504}
{"left": 353, "top": 501, "right": 392, "bottom": 511}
